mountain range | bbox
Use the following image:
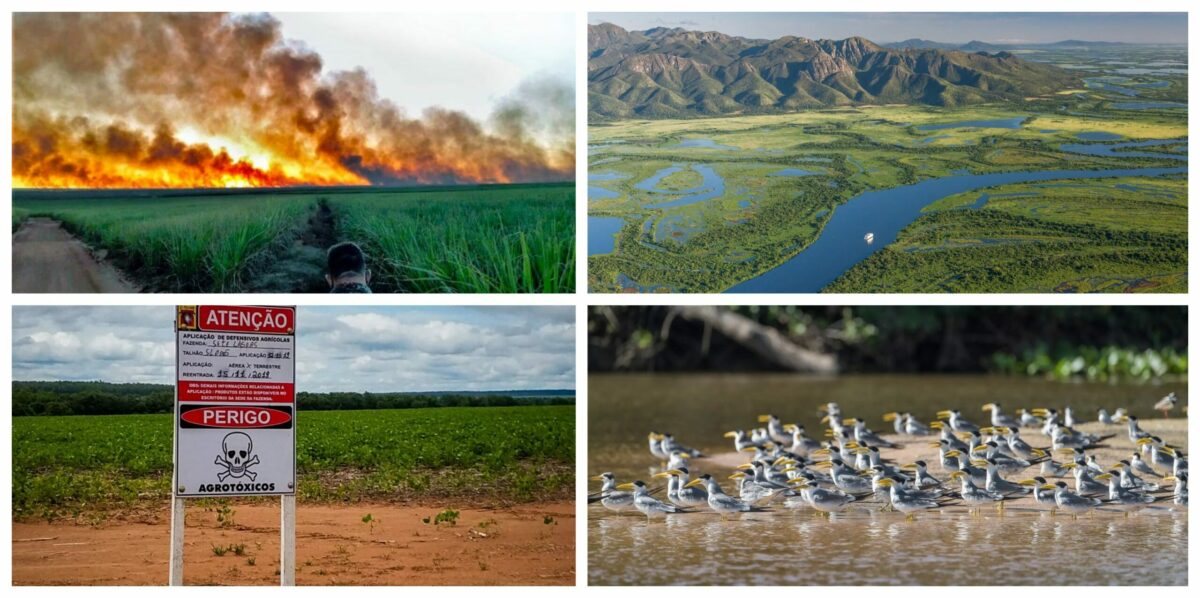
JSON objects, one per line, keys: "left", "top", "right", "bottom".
{"left": 588, "top": 23, "right": 1080, "bottom": 119}
{"left": 885, "top": 39, "right": 1137, "bottom": 51}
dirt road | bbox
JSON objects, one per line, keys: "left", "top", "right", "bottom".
{"left": 12, "top": 218, "right": 137, "bottom": 293}
{"left": 13, "top": 501, "right": 574, "bottom": 586}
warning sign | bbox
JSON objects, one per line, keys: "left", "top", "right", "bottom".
{"left": 174, "top": 306, "right": 296, "bottom": 497}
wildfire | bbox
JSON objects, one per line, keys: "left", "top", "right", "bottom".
{"left": 12, "top": 13, "right": 574, "bottom": 189}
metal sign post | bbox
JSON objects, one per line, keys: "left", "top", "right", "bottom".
{"left": 170, "top": 305, "right": 297, "bottom": 586}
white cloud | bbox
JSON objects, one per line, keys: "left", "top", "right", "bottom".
{"left": 13, "top": 306, "right": 575, "bottom": 393}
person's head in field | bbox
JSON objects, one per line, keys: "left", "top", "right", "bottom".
{"left": 326, "top": 242, "right": 372, "bottom": 293}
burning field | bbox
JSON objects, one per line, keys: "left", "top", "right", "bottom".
{"left": 13, "top": 13, "right": 574, "bottom": 188}
{"left": 11, "top": 12, "right": 575, "bottom": 293}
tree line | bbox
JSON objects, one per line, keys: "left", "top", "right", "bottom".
{"left": 11, "top": 381, "right": 575, "bottom": 417}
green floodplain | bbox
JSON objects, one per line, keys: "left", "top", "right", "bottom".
{"left": 588, "top": 47, "right": 1187, "bottom": 293}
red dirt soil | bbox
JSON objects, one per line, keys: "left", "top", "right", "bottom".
{"left": 13, "top": 501, "right": 574, "bottom": 586}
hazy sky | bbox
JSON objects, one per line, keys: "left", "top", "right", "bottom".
{"left": 274, "top": 13, "right": 574, "bottom": 121}
{"left": 591, "top": 13, "right": 1188, "bottom": 45}
{"left": 13, "top": 306, "right": 575, "bottom": 393}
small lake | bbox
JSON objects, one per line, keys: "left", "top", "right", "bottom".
{"left": 589, "top": 172, "right": 627, "bottom": 201}
{"left": 638, "top": 165, "right": 726, "bottom": 209}
{"left": 589, "top": 373, "right": 1188, "bottom": 586}
{"left": 1084, "top": 78, "right": 1140, "bottom": 97}
{"left": 727, "top": 149, "right": 1187, "bottom": 292}
{"left": 915, "top": 117, "right": 1026, "bottom": 131}
{"left": 1058, "top": 138, "right": 1188, "bottom": 161}
{"left": 672, "top": 138, "right": 740, "bottom": 151}
{"left": 1075, "top": 132, "right": 1122, "bottom": 141}
{"left": 589, "top": 186, "right": 620, "bottom": 201}
{"left": 769, "top": 168, "right": 820, "bottom": 177}
{"left": 588, "top": 216, "right": 625, "bottom": 255}
{"left": 1112, "top": 101, "right": 1188, "bottom": 110}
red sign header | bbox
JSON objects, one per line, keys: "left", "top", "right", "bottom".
{"left": 185, "top": 306, "right": 295, "bottom": 335}
{"left": 180, "top": 405, "right": 293, "bottom": 429}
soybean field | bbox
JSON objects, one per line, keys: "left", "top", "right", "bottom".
{"left": 13, "top": 405, "right": 575, "bottom": 518}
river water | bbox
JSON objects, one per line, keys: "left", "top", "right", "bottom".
{"left": 588, "top": 374, "right": 1188, "bottom": 585}
{"left": 728, "top": 138, "right": 1187, "bottom": 293}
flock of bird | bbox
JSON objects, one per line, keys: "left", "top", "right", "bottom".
{"left": 590, "top": 394, "right": 1187, "bottom": 521}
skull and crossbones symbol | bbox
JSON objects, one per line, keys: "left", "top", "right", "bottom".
{"left": 215, "top": 432, "right": 260, "bottom": 481}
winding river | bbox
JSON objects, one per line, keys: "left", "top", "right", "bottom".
{"left": 727, "top": 139, "right": 1186, "bottom": 293}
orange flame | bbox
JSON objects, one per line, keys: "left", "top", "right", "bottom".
{"left": 12, "top": 13, "right": 574, "bottom": 189}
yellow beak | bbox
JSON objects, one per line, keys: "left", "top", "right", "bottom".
{"left": 616, "top": 483, "right": 635, "bottom": 490}
{"left": 683, "top": 479, "right": 704, "bottom": 489}
{"left": 883, "top": 412, "right": 898, "bottom": 422}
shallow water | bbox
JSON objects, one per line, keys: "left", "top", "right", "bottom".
{"left": 588, "top": 374, "right": 1188, "bottom": 586}
{"left": 1075, "top": 131, "right": 1122, "bottom": 141}
{"left": 588, "top": 216, "right": 625, "bottom": 255}
{"left": 915, "top": 117, "right": 1026, "bottom": 131}
{"left": 1112, "top": 101, "right": 1188, "bottom": 110}
{"left": 638, "top": 165, "right": 726, "bottom": 209}
{"left": 769, "top": 168, "right": 820, "bottom": 177}
{"left": 674, "top": 138, "right": 740, "bottom": 150}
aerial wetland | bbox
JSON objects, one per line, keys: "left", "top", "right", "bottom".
{"left": 587, "top": 43, "right": 1187, "bottom": 293}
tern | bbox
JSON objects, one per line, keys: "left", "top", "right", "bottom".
{"left": 592, "top": 473, "right": 635, "bottom": 513}
{"left": 619, "top": 480, "right": 681, "bottom": 519}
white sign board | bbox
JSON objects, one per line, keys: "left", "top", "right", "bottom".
{"left": 174, "top": 305, "right": 296, "bottom": 497}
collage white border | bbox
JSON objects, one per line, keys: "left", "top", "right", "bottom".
{"left": 1, "top": 0, "right": 1195, "bottom": 594}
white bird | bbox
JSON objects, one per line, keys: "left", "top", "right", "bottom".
{"left": 591, "top": 472, "right": 635, "bottom": 513}
{"left": 1154, "top": 392, "right": 1178, "bottom": 418}
{"left": 619, "top": 480, "right": 680, "bottom": 519}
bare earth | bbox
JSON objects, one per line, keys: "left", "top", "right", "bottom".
{"left": 12, "top": 218, "right": 136, "bottom": 293}
{"left": 13, "top": 501, "right": 574, "bottom": 586}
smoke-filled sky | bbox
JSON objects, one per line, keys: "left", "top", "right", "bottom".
{"left": 12, "top": 306, "right": 576, "bottom": 393}
{"left": 592, "top": 12, "right": 1188, "bottom": 44}
{"left": 12, "top": 12, "right": 575, "bottom": 189}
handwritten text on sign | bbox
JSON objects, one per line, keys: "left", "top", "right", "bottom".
{"left": 177, "top": 317, "right": 295, "bottom": 403}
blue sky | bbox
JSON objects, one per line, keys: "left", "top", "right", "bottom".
{"left": 590, "top": 13, "right": 1187, "bottom": 44}
{"left": 273, "top": 13, "right": 574, "bottom": 121}
{"left": 12, "top": 306, "right": 575, "bottom": 393}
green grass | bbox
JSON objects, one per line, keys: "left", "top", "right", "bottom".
{"left": 330, "top": 184, "right": 575, "bottom": 293}
{"left": 12, "top": 183, "right": 575, "bottom": 293}
{"left": 13, "top": 405, "right": 574, "bottom": 518}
